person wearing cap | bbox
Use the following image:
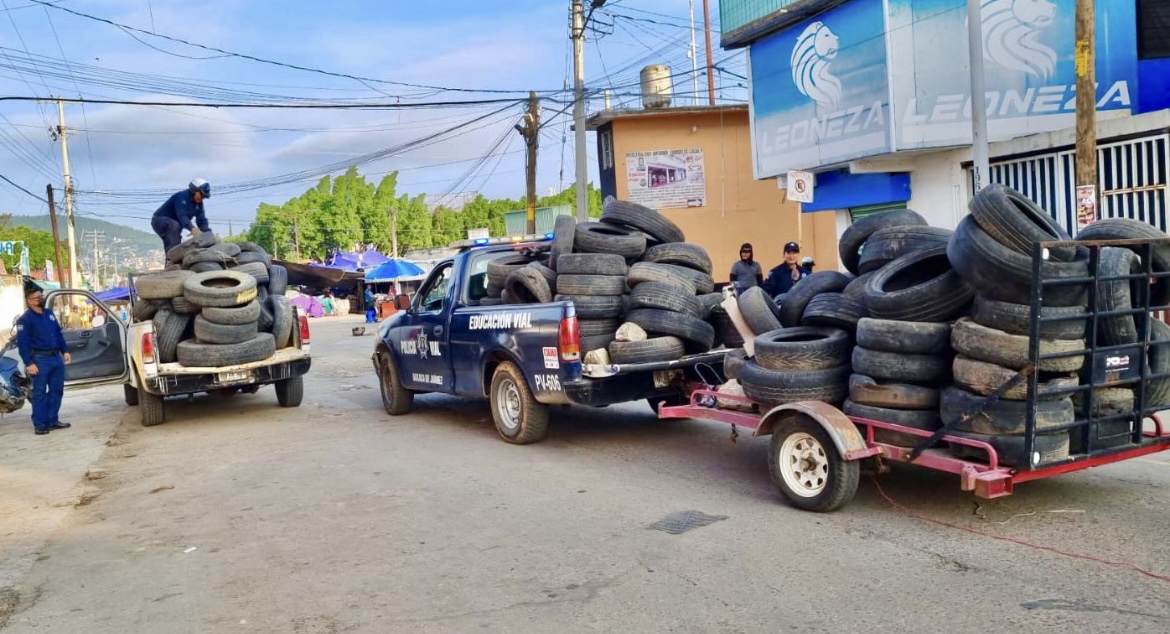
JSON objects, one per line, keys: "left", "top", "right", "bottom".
{"left": 730, "top": 243, "right": 764, "bottom": 295}
{"left": 762, "top": 241, "right": 811, "bottom": 298}
{"left": 16, "top": 284, "right": 72, "bottom": 435}
{"left": 152, "top": 178, "right": 212, "bottom": 254}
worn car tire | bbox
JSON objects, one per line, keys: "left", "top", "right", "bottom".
{"left": 724, "top": 349, "right": 747, "bottom": 380}
{"left": 627, "top": 262, "right": 697, "bottom": 292}
{"left": 177, "top": 333, "right": 276, "bottom": 367}
{"left": 555, "top": 274, "right": 624, "bottom": 296}
{"left": 841, "top": 271, "right": 875, "bottom": 305}
{"left": 839, "top": 209, "right": 928, "bottom": 275}
{"left": 626, "top": 308, "right": 715, "bottom": 352}
{"left": 1077, "top": 217, "right": 1170, "bottom": 306}
{"left": 549, "top": 214, "right": 577, "bottom": 269}
{"left": 856, "top": 318, "right": 952, "bottom": 355}
{"left": 755, "top": 326, "right": 851, "bottom": 372}
{"left": 487, "top": 254, "right": 531, "bottom": 289}
{"left": 864, "top": 245, "right": 974, "bottom": 322}
{"left": 940, "top": 386, "right": 1075, "bottom": 435}
{"left": 848, "top": 374, "right": 939, "bottom": 410}
{"left": 970, "top": 184, "right": 1076, "bottom": 261}
{"left": 609, "top": 336, "right": 685, "bottom": 364}
{"left": 258, "top": 296, "right": 274, "bottom": 331}
{"left": 858, "top": 226, "right": 954, "bottom": 274}
{"left": 235, "top": 250, "right": 273, "bottom": 266}
{"left": 201, "top": 300, "right": 262, "bottom": 326}
{"left": 801, "top": 292, "right": 865, "bottom": 332}
{"left": 236, "top": 241, "right": 266, "bottom": 254}
{"left": 194, "top": 314, "right": 258, "bottom": 345}
{"left": 523, "top": 261, "right": 557, "bottom": 295}
{"left": 153, "top": 308, "right": 191, "bottom": 364}
{"left": 947, "top": 430, "right": 1071, "bottom": 467}
{"left": 779, "top": 271, "right": 852, "bottom": 327}
{"left": 170, "top": 295, "right": 199, "bottom": 314}
{"left": 268, "top": 265, "right": 289, "bottom": 296}
{"left": 696, "top": 293, "right": 723, "bottom": 318}
{"left": 581, "top": 332, "right": 616, "bottom": 353}
{"left": 948, "top": 216, "right": 1089, "bottom": 306}
{"left": 641, "top": 242, "right": 712, "bottom": 273}
{"left": 970, "top": 296, "right": 1087, "bottom": 340}
{"left": 231, "top": 261, "right": 270, "bottom": 284}
{"left": 183, "top": 270, "right": 258, "bottom": 308}
{"left": 708, "top": 308, "right": 745, "bottom": 348}
{"left": 739, "top": 362, "right": 850, "bottom": 406}
{"left": 270, "top": 295, "right": 294, "bottom": 349}
{"left": 842, "top": 400, "right": 942, "bottom": 448}
{"left": 1072, "top": 388, "right": 1135, "bottom": 417}
{"left": 952, "top": 355, "right": 1079, "bottom": 401}
{"left": 578, "top": 318, "right": 620, "bottom": 337}
{"left": 189, "top": 261, "right": 226, "bottom": 274}
{"left": 1144, "top": 320, "right": 1170, "bottom": 407}
{"left": 852, "top": 346, "right": 951, "bottom": 385}
{"left": 601, "top": 200, "right": 685, "bottom": 244}
{"left": 630, "top": 281, "right": 702, "bottom": 317}
{"left": 1095, "top": 246, "right": 1143, "bottom": 346}
{"left": 132, "top": 299, "right": 166, "bottom": 322}
{"left": 166, "top": 232, "right": 218, "bottom": 264}
{"left": 182, "top": 243, "right": 240, "bottom": 268}
{"left": 137, "top": 270, "right": 194, "bottom": 300}
{"left": 556, "top": 294, "right": 624, "bottom": 319}
{"left": 735, "top": 287, "right": 782, "bottom": 336}
{"left": 555, "top": 253, "right": 628, "bottom": 276}
{"left": 952, "top": 318, "right": 1085, "bottom": 372}
{"left": 574, "top": 222, "right": 647, "bottom": 259}
{"left": 504, "top": 267, "right": 554, "bottom": 304}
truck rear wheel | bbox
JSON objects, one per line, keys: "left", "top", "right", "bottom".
{"left": 490, "top": 362, "right": 548, "bottom": 444}
{"left": 275, "top": 375, "right": 304, "bottom": 407}
{"left": 140, "top": 390, "right": 165, "bottom": 427}
{"left": 379, "top": 353, "right": 413, "bottom": 416}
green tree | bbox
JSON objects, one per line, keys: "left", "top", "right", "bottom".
{"left": 396, "top": 194, "right": 433, "bottom": 253}
{"left": 431, "top": 205, "right": 464, "bottom": 247}
{"left": 0, "top": 225, "right": 68, "bottom": 273}
{"left": 366, "top": 173, "right": 398, "bottom": 253}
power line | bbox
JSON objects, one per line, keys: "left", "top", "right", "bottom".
{"left": 1, "top": 95, "right": 526, "bottom": 109}
{"left": 0, "top": 172, "right": 48, "bottom": 202}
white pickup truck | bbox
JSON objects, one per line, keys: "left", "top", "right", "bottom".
{"left": 40, "top": 285, "right": 312, "bottom": 427}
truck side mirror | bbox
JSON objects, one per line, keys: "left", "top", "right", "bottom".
{"left": 395, "top": 294, "right": 411, "bottom": 311}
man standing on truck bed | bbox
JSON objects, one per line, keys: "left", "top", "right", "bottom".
{"left": 16, "top": 284, "right": 72, "bottom": 435}
{"left": 153, "top": 178, "right": 212, "bottom": 254}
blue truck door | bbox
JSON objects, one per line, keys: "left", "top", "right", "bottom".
{"left": 394, "top": 262, "right": 455, "bottom": 390}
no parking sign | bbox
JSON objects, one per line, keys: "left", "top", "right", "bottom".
{"left": 787, "top": 170, "right": 814, "bottom": 204}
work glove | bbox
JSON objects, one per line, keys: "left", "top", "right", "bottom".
{"left": 190, "top": 226, "right": 203, "bottom": 237}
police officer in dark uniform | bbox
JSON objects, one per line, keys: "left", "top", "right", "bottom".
{"left": 761, "top": 241, "right": 811, "bottom": 299}
{"left": 16, "top": 284, "right": 72, "bottom": 435}
{"left": 152, "top": 178, "right": 212, "bottom": 254}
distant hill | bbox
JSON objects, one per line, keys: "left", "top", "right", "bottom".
{"left": 6, "top": 214, "right": 159, "bottom": 253}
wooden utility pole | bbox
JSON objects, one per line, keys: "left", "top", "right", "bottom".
{"left": 518, "top": 91, "right": 541, "bottom": 235}
{"left": 702, "top": 0, "right": 716, "bottom": 105}
{"left": 45, "top": 184, "right": 66, "bottom": 286}
{"left": 1074, "top": 0, "right": 1098, "bottom": 226}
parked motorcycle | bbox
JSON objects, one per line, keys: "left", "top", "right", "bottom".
{"left": 0, "top": 339, "right": 30, "bottom": 414}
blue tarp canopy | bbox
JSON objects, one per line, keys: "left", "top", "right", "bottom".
{"left": 95, "top": 286, "right": 131, "bottom": 302}
{"left": 363, "top": 259, "right": 424, "bottom": 282}
{"left": 325, "top": 249, "right": 392, "bottom": 271}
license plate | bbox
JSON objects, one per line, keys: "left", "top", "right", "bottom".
{"left": 217, "top": 370, "right": 252, "bottom": 384}
{"left": 653, "top": 370, "right": 682, "bottom": 389}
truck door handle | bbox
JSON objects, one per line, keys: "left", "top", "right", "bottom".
{"left": 432, "top": 326, "right": 443, "bottom": 337}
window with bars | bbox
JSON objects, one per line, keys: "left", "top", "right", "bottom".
{"left": 1139, "top": 0, "right": 1170, "bottom": 59}
{"left": 600, "top": 129, "right": 614, "bottom": 170}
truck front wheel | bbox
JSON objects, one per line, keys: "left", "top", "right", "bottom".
{"left": 490, "top": 362, "right": 548, "bottom": 444}
{"left": 140, "top": 390, "right": 165, "bottom": 427}
{"left": 275, "top": 375, "right": 304, "bottom": 407}
{"left": 379, "top": 353, "right": 413, "bottom": 416}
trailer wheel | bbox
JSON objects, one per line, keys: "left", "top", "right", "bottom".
{"left": 378, "top": 353, "right": 413, "bottom": 416}
{"left": 140, "top": 390, "right": 165, "bottom": 427}
{"left": 769, "top": 417, "right": 859, "bottom": 512}
{"left": 490, "top": 362, "right": 548, "bottom": 444}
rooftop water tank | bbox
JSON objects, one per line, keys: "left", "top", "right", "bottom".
{"left": 640, "top": 64, "right": 672, "bottom": 110}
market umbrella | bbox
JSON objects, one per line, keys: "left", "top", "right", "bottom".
{"left": 363, "top": 259, "right": 424, "bottom": 281}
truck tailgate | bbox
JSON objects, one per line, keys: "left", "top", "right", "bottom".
{"left": 152, "top": 347, "right": 311, "bottom": 375}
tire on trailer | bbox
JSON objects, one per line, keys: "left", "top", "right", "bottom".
{"left": 487, "top": 254, "right": 531, "bottom": 289}
{"left": 549, "top": 214, "right": 576, "bottom": 270}
{"left": 194, "top": 314, "right": 258, "bottom": 345}
{"left": 1148, "top": 320, "right": 1170, "bottom": 408}
{"left": 641, "top": 242, "right": 712, "bottom": 273}
{"left": 626, "top": 308, "right": 715, "bottom": 352}
{"left": 378, "top": 350, "right": 414, "bottom": 415}
{"left": 863, "top": 245, "right": 974, "bottom": 322}
{"left": 231, "top": 261, "right": 271, "bottom": 284}
{"left": 490, "top": 361, "right": 549, "bottom": 444}
{"left": 768, "top": 416, "right": 860, "bottom": 512}
{"left": 724, "top": 348, "right": 747, "bottom": 380}
{"left": 270, "top": 295, "right": 294, "bottom": 349}
{"left": 851, "top": 346, "right": 951, "bottom": 385}
{"left": 848, "top": 374, "right": 939, "bottom": 410}
{"left": 857, "top": 226, "right": 954, "bottom": 274}
{"left": 948, "top": 216, "right": 1089, "bottom": 307}
{"left": 842, "top": 399, "right": 942, "bottom": 448}
{"left": 696, "top": 293, "right": 723, "bottom": 319}
{"left": 856, "top": 318, "right": 952, "bottom": 355}
{"left": 841, "top": 271, "right": 875, "bottom": 304}
{"left": 165, "top": 232, "right": 218, "bottom": 264}
{"left": 201, "top": 300, "right": 262, "bottom": 326}
{"left": 970, "top": 296, "right": 1087, "bottom": 340}
{"left": 1077, "top": 217, "right": 1170, "bottom": 306}
{"left": 951, "top": 355, "right": 1079, "bottom": 401}
{"left": 1072, "top": 388, "right": 1135, "bottom": 417}
{"left": 754, "top": 326, "right": 851, "bottom": 371}
{"left": 183, "top": 271, "right": 259, "bottom": 308}
{"left": 779, "top": 271, "right": 852, "bottom": 328}
{"left": 268, "top": 265, "right": 289, "bottom": 296}
{"left": 609, "top": 336, "right": 685, "bottom": 364}
{"left": 947, "top": 430, "right": 1071, "bottom": 467}
{"left": 940, "top": 386, "right": 1075, "bottom": 435}
{"left": 600, "top": 200, "right": 685, "bottom": 244}
{"left": 970, "top": 184, "right": 1076, "bottom": 261}
{"left": 951, "top": 317, "right": 1085, "bottom": 373}
{"left": 504, "top": 267, "right": 554, "bottom": 304}
{"left": 177, "top": 333, "right": 276, "bottom": 367}
{"left": 555, "top": 274, "right": 625, "bottom": 296}
{"left": 554, "top": 253, "right": 628, "bottom": 276}
{"left": 137, "top": 270, "right": 194, "bottom": 300}
{"left": 555, "top": 294, "right": 624, "bottom": 319}
{"left": 800, "top": 292, "right": 865, "bottom": 332}
{"left": 839, "top": 209, "right": 928, "bottom": 275}
{"left": 574, "top": 222, "right": 648, "bottom": 259}
{"left": 739, "top": 362, "right": 850, "bottom": 406}
{"left": 737, "top": 287, "right": 782, "bottom": 335}
{"left": 630, "top": 281, "right": 702, "bottom": 317}
{"left": 152, "top": 308, "right": 191, "bottom": 364}
{"left": 1095, "top": 246, "right": 1143, "bottom": 346}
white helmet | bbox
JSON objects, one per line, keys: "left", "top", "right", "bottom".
{"left": 189, "top": 178, "right": 211, "bottom": 198}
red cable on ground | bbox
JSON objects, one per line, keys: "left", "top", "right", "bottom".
{"left": 870, "top": 478, "right": 1170, "bottom": 584}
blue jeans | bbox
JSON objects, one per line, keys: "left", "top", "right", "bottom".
{"left": 365, "top": 309, "right": 377, "bottom": 323}
{"left": 30, "top": 353, "right": 65, "bottom": 431}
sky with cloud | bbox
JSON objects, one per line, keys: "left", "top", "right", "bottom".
{"left": 0, "top": 0, "right": 746, "bottom": 234}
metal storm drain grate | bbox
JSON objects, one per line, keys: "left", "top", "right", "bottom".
{"left": 647, "top": 510, "right": 729, "bottom": 535}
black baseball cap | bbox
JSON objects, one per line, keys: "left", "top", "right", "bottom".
{"left": 784, "top": 242, "right": 800, "bottom": 253}
{"left": 740, "top": 243, "right": 753, "bottom": 252}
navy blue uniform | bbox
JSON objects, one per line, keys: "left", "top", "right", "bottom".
{"left": 761, "top": 263, "right": 811, "bottom": 298}
{"left": 152, "top": 189, "right": 210, "bottom": 253}
{"left": 16, "top": 307, "right": 68, "bottom": 432}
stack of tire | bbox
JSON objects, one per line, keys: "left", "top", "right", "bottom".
{"left": 736, "top": 327, "right": 851, "bottom": 407}
{"left": 133, "top": 233, "right": 292, "bottom": 368}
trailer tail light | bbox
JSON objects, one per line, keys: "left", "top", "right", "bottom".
{"left": 559, "top": 316, "right": 580, "bottom": 363}
{"left": 142, "top": 332, "right": 156, "bottom": 364}
{"left": 299, "top": 315, "right": 311, "bottom": 351}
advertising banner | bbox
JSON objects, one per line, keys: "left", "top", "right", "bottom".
{"left": 748, "top": 0, "right": 891, "bottom": 179}
{"left": 625, "top": 149, "right": 706, "bottom": 209}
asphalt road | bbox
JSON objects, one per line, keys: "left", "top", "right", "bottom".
{"left": 1, "top": 315, "right": 1169, "bottom": 633}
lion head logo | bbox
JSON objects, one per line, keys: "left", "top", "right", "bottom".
{"left": 981, "top": 0, "right": 1057, "bottom": 80}
{"left": 791, "top": 21, "right": 842, "bottom": 116}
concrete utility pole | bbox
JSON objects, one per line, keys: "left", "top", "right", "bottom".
{"left": 1075, "top": 0, "right": 1098, "bottom": 223}
{"left": 966, "top": 0, "right": 991, "bottom": 194}
{"left": 45, "top": 184, "right": 65, "bottom": 286}
{"left": 85, "top": 229, "right": 105, "bottom": 289}
{"left": 571, "top": 0, "right": 590, "bottom": 221}
{"left": 702, "top": 0, "right": 716, "bottom": 105}
{"left": 689, "top": 0, "right": 700, "bottom": 104}
{"left": 55, "top": 99, "right": 80, "bottom": 288}
{"left": 518, "top": 91, "right": 541, "bottom": 235}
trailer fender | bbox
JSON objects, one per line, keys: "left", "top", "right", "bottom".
{"left": 755, "top": 401, "right": 869, "bottom": 461}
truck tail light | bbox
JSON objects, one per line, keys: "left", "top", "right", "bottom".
{"left": 142, "top": 332, "right": 155, "bottom": 364}
{"left": 298, "top": 315, "right": 311, "bottom": 349}
{"left": 559, "top": 316, "right": 580, "bottom": 363}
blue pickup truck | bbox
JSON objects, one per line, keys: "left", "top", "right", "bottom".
{"left": 371, "top": 241, "right": 727, "bottom": 444}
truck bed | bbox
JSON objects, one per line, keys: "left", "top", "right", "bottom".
{"left": 152, "top": 346, "right": 311, "bottom": 374}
